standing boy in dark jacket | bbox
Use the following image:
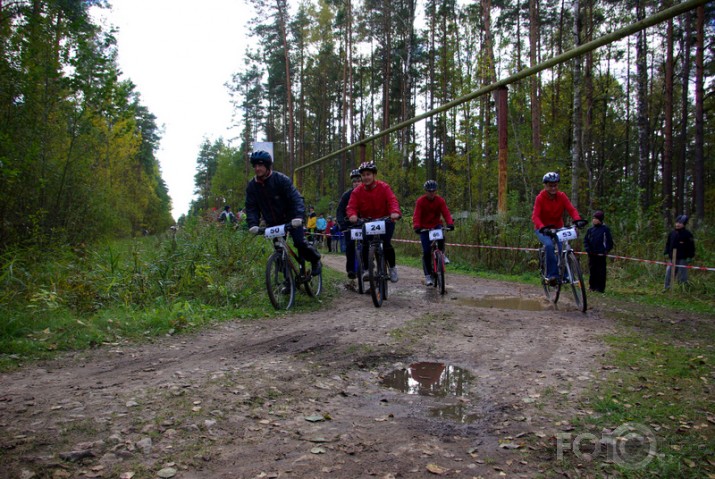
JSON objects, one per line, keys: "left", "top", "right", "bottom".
{"left": 663, "top": 214, "right": 695, "bottom": 290}
{"left": 584, "top": 210, "right": 614, "bottom": 293}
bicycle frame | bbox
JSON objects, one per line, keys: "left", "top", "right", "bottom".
{"left": 539, "top": 225, "right": 587, "bottom": 312}
{"left": 261, "top": 223, "right": 321, "bottom": 310}
{"left": 427, "top": 227, "right": 447, "bottom": 295}
{"left": 358, "top": 217, "right": 392, "bottom": 308}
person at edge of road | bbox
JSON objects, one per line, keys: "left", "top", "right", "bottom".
{"left": 412, "top": 180, "right": 455, "bottom": 286}
{"left": 346, "top": 161, "right": 402, "bottom": 283}
{"left": 306, "top": 206, "right": 317, "bottom": 242}
{"left": 336, "top": 169, "right": 363, "bottom": 280}
{"left": 245, "top": 150, "right": 322, "bottom": 275}
{"left": 218, "top": 205, "right": 237, "bottom": 224}
{"left": 663, "top": 214, "right": 695, "bottom": 291}
{"left": 316, "top": 213, "right": 327, "bottom": 247}
{"left": 325, "top": 216, "right": 336, "bottom": 252}
{"left": 531, "top": 172, "right": 587, "bottom": 286}
{"left": 583, "top": 210, "right": 614, "bottom": 293}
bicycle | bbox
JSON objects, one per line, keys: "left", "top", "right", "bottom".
{"left": 538, "top": 224, "right": 587, "bottom": 312}
{"left": 260, "top": 223, "right": 322, "bottom": 310}
{"left": 420, "top": 225, "right": 452, "bottom": 295}
{"left": 347, "top": 225, "right": 365, "bottom": 294}
{"left": 357, "top": 216, "right": 393, "bottom": 308}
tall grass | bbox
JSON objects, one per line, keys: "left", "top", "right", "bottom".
{"left": 0, "top": 217, "right": 323, "bottom": 367}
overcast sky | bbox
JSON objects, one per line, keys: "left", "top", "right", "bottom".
{"left": 94, "top": 1, "right": 253, "bottom": 220}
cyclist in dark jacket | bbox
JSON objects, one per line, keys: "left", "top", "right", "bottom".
{"left": 584, "top": 210, "right": 614, "bottom": 293}
{"left": 336, "top": 168, "right": 362, "bottom": 279}
{"left": 663, "top": 214, "right": 695, "bottom": 290}
{"left": 245, "top": 150, "right": 321, "bottom": 275}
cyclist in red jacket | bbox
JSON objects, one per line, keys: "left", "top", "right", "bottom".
{"left": 347, "top": 161, "right": 401, "bottom": 282}
{"left": 413, "top": 180, "right": 454, "bottom": 286}
{"left": 532, "top": 172, "right": 586, "bottom": 284}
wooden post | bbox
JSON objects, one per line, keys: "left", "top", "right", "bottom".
{"left": 670, "top": 248, "right": 678, "bottom": 293}
{"left": 496, "top": 86, "right": 509, "bottom": 214}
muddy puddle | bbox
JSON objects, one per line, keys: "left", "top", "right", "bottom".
{"left": 381, "top": 362, "right": 481, "bottom": 423}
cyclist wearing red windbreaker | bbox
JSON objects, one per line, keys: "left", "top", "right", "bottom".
{"left": 532, "top": 172, "right": 586, "bottom": 284}
{"left": 347, "top": 161, "right": 401, "bottom": 282}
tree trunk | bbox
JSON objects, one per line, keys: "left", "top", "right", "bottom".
{"left": 693, "top": 4, "right": 705, "bottom": 222}
{"left": 676, "top": 11, "right": 691, "bottom": 217}
{"left": 571, "top": 0, "right": 582, "bottom": 208}
{"left": 662, "top": 8, "right": 674, "bottom": 223}
{"left": 529, "top": 0, "right": 541, "bottom": 156}
{"left": 636, "top": 0, "right": 650, "bottom": 212}
{"left": 276, "top": 0, "right": 294, "bottom": 175}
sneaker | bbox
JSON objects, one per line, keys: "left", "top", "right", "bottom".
{"left": 347, "top": 272, "right": 356, "bottom": 279}
{"left": 389, "top": 267, "right": 398, "bottom": 283}
{"left": 311, "top": 260, "right": 322, "bottom": 276}
{"left": 444, "top": 255, "right": 450, "bottom": 264}
{"left": 425, "top": 275, "right": 434, "bottom": 286}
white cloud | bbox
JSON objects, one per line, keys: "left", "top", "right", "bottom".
{"left": 95, "top": 0, "right": 253, "bottom": 220}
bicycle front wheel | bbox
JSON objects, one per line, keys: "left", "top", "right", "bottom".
{"left": 356, "top": 242, "right": 365, "bottom": 294}
{"left": 540, "top": 247, "right": 560, "bottom": 304}
{"left": 266, "top": 253, "right": 295, "bottom": 310}
{"left": 434, "top": 249, "right": 446, "bottom": 295}
{"left": 565, "top": 252, "right": 587, "bottom": 312}
{"left": 368, "top": 245, "right": 384, "bottom": 308}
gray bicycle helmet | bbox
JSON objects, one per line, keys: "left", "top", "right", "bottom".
{"left": 358, "top": 161, "right": 377, "bottom": 173}
{"left": 542, "top": 171, "right": 560, "bottom": 183}
{"left": 350, "top": 168, "right": 361, "bottom": 179}
{"left": 250, "top": 150, "right": 273, "bottom": 168}
{"left": 424, "top": 180, "right": 438, "bottom": 192}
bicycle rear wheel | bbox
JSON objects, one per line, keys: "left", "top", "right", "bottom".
{"left": 565, "top": 252, "right": 587, "bottom": 312}
{"left": 368, "top": 245, "right": 384, "bottom": 308}
{"left": 434, "top": 249, "right": 446, "bottom": 295}
{"left": 540, "top": 247, "right": 560, "bottom": 304}
{"left": 266, "top": 253, "right": 295, "bottom": 310}
{"left": 304, "top": 267, "right": 322, "bottom": 297}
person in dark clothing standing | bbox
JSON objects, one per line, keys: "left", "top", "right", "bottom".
{"left": 663, "top": 214, "right": 695, "bottom": 291}
{"left": 583, "top": 210, "right": 614, "bottom": 293}
{"left": 336, "top": 169, "right": 362, "bottom": 279}
{"left": 245, "top": 150, "right": 321, "bottom": 275}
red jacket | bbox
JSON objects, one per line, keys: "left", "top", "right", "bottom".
{"left": 531, "top": 190, "right": 581, "bottom": 230}
{"left": 413, "top": 194, "right": 454, "bottom": 230}
{"left": 346, "top": 180, "right": 400, "bottom": 219}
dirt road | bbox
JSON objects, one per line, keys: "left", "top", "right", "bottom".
{"left": 0, "top": 254, "right": 614, "bottom": 478}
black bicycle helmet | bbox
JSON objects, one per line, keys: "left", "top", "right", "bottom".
{"left": 250, "top": 150, "right": 273, "bottom": 168}
{"left": 350, "top": 168, "right": 361, "bottom": 179}
{"left": 542, "top": 171, "right": 560, "bottom": 183}
{"left": 424, "top": 180, "right": 438, "bottom": 192}
{"left": 358, "top": 161, "right": 377, "bottom": 173}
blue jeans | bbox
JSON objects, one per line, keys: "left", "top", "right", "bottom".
{"left": 536, "top": 229, "right": 562, "bottom": 278}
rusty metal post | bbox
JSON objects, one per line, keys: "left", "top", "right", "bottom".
{"left": 496, "top": 86, "right": 508, "bottom": 214}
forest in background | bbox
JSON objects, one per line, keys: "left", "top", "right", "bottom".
{"left": 0, "top": 0, "right": 174, "bottom": 250}
{"left": 0, "top": 0, "right": 713, "bottom": 253}
{"left": 190, "top": 0, "right": 713, "bottom": 236}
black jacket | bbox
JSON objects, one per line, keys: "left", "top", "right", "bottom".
{"left": 584, "top": 223, "right": 614, "bottom": 255}
{"left": 664, "top": 228, "right": 695, "bottom": 260}
{"left": 336, "top": 187, "right": 353, "bottom": 231}
{"left": 245, "top": 171, "right": 305, "bottom": 228}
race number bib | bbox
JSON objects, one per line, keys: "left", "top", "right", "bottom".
{"left": 364, "top": 220, "right": 386, "bottom": 236}
{"left": 429, "top": 229, "right": 444, "bottom": 241}
{"left": 351, "top": 229, "right": 363, "bottom": 240}
{"left": 556, "top": 227, "right": 577, "bottom": 242}
{"left": 264, "top": 224, "right": 286, "bottom": 238}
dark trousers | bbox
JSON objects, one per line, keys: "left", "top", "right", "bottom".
{"left": 345, "top": 236, "right": 357, "bottom": 274}
{"left": 588, "top": 254, "right": 607, "bottom": 292}
{"left": 420, "top": 231, "right": 445, "bottom": 276}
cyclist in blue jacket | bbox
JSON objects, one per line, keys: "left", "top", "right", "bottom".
{"left": 245, "top": 150, "right": 321, "bottom": 275}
